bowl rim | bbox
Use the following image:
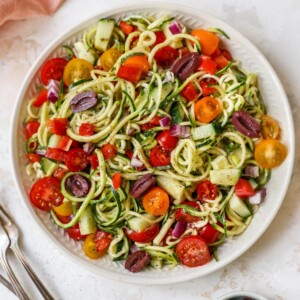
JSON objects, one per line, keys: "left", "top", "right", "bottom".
{"left": 10, "top": 2, "right": 295, "bottom": 285}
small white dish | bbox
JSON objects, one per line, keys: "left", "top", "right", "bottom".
{"left": 217, "top": 291, "right": 269, "bottom": 300}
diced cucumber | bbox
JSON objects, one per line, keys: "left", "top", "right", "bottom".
{"left": 150, "top": 257, "right": 163, "bottom": 269}
{"left": 210, "top": 169, "right": 241, "bottom": 186}
{"left": 211, "top": 155, "right": 230, "bottom": 170}
{"left": 153, "top": 212, "right": 176, "bottom": 246}
{"left": 170, "top": 102, "right": 184, "bottom": 124}
{"left": 229, "top": 194, "right": 251, "bottom": 218}
{"left": 248, "top": 178, "right": 259, "bottom": 190}
{"left": 95, "top": 18, "right": 115, "bottom": 52}
{"left": 74, "top": 41, "right": 97, "bottom": 65}
{"left": 48, "top": 134, "right": 62, "bottom": 148}
{"left": 127, "top": 214, "right": 156, "bottom": 233}
{"left": 156, "top": 175, "right": 185, "bottom": 204}
{"left": 79, "top": 205, "right": 97, "bottom": 235}
{"left": 40, "top": 157, "right": 58, "bottom": 176}
{"left": 228, "top": 147, "right": 253, "bottom": 167}
{"left": 149, "top": 82, "right": 173, "bottom": 102}
{"left": 192, "top": 122, "right": 221, "bottom": 140}
{"left": 161, "top": 19, "right": 183, "bottom": 49}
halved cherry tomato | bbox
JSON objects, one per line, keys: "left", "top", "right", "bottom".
{"left": 124, "top": 223, "right": 160, "bottom": 243}
{"left": 112, "top": 173, "right": 122, "bottom": 189}
{"left": 53, "top": 201, "right": 73, "bottom": 217}
{"left": 261, "top": 115, "right": 280, "bottom": 140}
{"left": 235, "top": 178, "right": 255, "bottom": 198}
{"left": 153, "top": 31, "right": 166, "bottom": 47}
{"left": 26, "top": 153, "right": 41, "bottom": 163}
{"left": 53, "top": 167, "right": 68, "bottom": 180}
{"left": 198, "top": 57, "right": 217, "bottom": 74}
{"left": 194, "top": 96, "right": 222, "bottom": 123}
{"left": 63, "top": 58, "right": 93, "bottom": 86}
{"left": 41, "top": 58, "right": 68, "bottom": 85}
{"left": 67, "top": 223, "right": 87, "bottom": 240}
{"left": 175, "top": 236, "right": 210, "bottom": 267}
{"left": 200, "top": 80, "right": 216, "bottom": 96}
{"left": 191, "top": 29, "right": 219, "bottom": 56}
{"left": 254, "top": 139, "right": 287, "bottom": 169}
{"left": 122, "top": 54, "right": 149, "bottom": 73}
{"left": 117, "top": 65, "right": 142, "bottom": 83}
{"left": 198, "top": 223, "right": 220, "bottom": 244}
{"left": 83, "top": 233, "right": 102, "bottom": 259}
{"left": 142, "top": 186, "right": 169, "bottom": 216}
{"left": 100, "top": 48, "right": 122, "bottom": 72}
{"left": 88, "top": 153, "right": 99, "bottom": 169}
{"left": 79, "top": 123, "right": 94, "bottom": 136}
{"left": 149, "top": 146, "right": 171, "bottom": 167}
{"left": 45, "top": 148, "right": 67, "bottom": 162}
{"left": 180, "top": 82, "right": 198, "bottom": 101}
{"left": 65, "top": 148, "right": 89, "bottom": 172}
{"left": 119, "top": 20, "right": 134, "bottom": 35}
{"left": 47, "top": 118, "right": 68, "bottom": 136}
{"left": 33, "top": 90, "right": 48, "bottom": 107}
{"left": 24, "top": 121, "right": 40, "bottom": 139}
{"left": 94, "top": 231, "right": 113, "bottom": 253}
{"left": 101, "top": 144, "right": 117, "bottom": 160}
{"left": 175, "top": 201, "right": 201, "bottom": 223}
{"left": 156, "top": 130, "right": 178, "bottom": 151}
{"left": 57, "top": 136, "right": 73, "bottom": 151}
{"left": 140, "top": 115, "right": 163, "bottom": 131}
{"left": 29, "top": 177, "right": 63, "bottom": 210}
{"left": 197, "top": 180, "right": 218, "bottom": 202}
{"left": 154, "top": 46, "right": 179, "bottom": 67}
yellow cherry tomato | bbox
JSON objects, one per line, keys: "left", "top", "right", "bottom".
{"left": 52, "top": 201, "right": 73, "bottom": 217}
{"left": 261, "top": 115, "right": 280, "bottom": 140}
{"left": 100, "top": 48, "right": 122, "bottom": 71}
{"left": 83, "top": 233, "right": 102, "bottom": 259}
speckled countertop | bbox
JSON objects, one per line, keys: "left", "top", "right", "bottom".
{"left": 0, "top": 0, "right": 299, "bottom": 299}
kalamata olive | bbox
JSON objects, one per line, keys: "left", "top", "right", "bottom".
{"left": 125, "top": 250, "right": 151, "bottom": 273}
{"left": 83, "top": 142, "right": 96, "bottom": 155}
{"left": 232, "top": 110, "right": 261, "bottom": 138}
{"left": 170, "top": 53, "right": 199, "bottom": 81}
{"left": 70, "top": 91, "right": 97, "bottom": 113}
{"left": 65, "top": 174, "right": 90, "bottom": 197}
{"left": 130, "top": 174, "right": 155, "bottom": 198}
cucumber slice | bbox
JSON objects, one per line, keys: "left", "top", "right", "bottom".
{"left": 170, "top": 102, "right": 184, "bottom": 124}
{"left": 229, "top": 147, "right": 253, "bottom": 167}
{"left": 192, "top": 122, "right": 222, "bottom": 140}
{"left": 95, "top": 18, "right": 115, "bottom": 52}
{"left": 40, "top": 157, "right": 58, "bottom": 176}
{"left": 211, "top": 155, "right": 230, "bottom": 170}
{"left": 127, "top": 214, "right": 156, "bottom": 233}
{"left": 48, "top": 134, "right": 62, "bottom": 148}
{"left": 74, "top": 41, "right": 97, "bottom": 65}
{"left": 153, "top": 212, "right": 176, "bottom": 246}
{"left": 79, "top": 205, "right": 97, "bottom": 235}
{"left": 149, "top": 82, "right": 173, "bottom": 102}
{"left": 248, "top": 179, "right": 259, "bottom": 190}
{"left": 229, "top": 194, "right": 251, "bottom": 218}
{"left": 210, "top": 169, "right": 241, "bottom": 186}
{"left": 150, "top": 258, "right": 163, "bottom": 269}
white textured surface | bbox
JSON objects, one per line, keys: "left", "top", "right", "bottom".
{"left": 0, "top": 0, "right": 299, "bottom": 299}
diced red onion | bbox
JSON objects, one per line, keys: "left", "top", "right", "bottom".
{"left": 159, "top": 117, "right": 171, "bottom": 128}
{"left": 46, "top": 79, "right": 59, "bottom": 90}
{"left": 172, "top": 221, "right": 187, "bottom": 238}
{"left": 245, "top": 166, "right": 260, "bottom": 178}
{"left": 170, "top": 125, "right": 191, "bottom": 138}
{"left": 83, "top": 142, "right": 95, "bottom": 155}
{"left": 35, "top": 149, "right": 46, "bottom": 156}
{"left": 168, "top": 20, "right": 182, "bottom": 35}
{"left": 130, "top": 157, "right": 144, "bottom": 168}
{"left": 249, "top": 188, "right": 266, "bottom": 205}
{"left": 47, "top": 79, "right": 60, "bottom": 103}
{"left": 130, "top": 244, "right": 140, "bottom": 254}
{"left": 126, "top": 128, "right": 136, "bottom": 136}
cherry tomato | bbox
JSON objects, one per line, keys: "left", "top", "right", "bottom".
{"left": 198, "top": 57, "right": 217, "bottom": 74}
{"left": 65, "top": 148, "right": 89, "bottom": 172}
{"left": 41, "top": 58, "right": 68, "bottom": 85}
{"left": 124, "top": 223, "right": 160, "bottom": 243}
{"left": 117, "top": 65, "right": 142, "bottom": 83}
{"left": 261, "top": 115, "right": 280, "bottom": 140}
{"left": 63, "top": 58, "right": 93, "bottom": 86}
{"left": 149, "top": 146, "right": 171, "bottom": 167}
{"left": 79, "top": 123, "right": 94, "bottom": 136}
{"left": 53, "top": 167, "right": 68, "bottom": 180}
{"left": 53, "top": 201, "right": 73, "bottom": 217}
{"left": 140, "top": 115, "right": 163, "bottom": 131}
{"left": 100, "top": 48, "right": 122, "bottom": 72}
{"left": 101, "top": 144, "right": 117, "bottom": 160}
{"left": 200, "top": 80, "right": 216, "bottom": 96}
{"left": 47, "top": 118, "right": 68, "bottom": 136}
{"left": 88, "top": 153, "right": 99, "bottom": 169}
{"left": 175, "top": 236, "right": 210, "bottom": 267}
{"left": 156, "top": 130, "right": 178, "bottom": 151}
{"left": 254, "top": 139, "right": 287, "bottom": 169}
{"left": 29, "top": 177, "right": 63, "bottom": 211}
{"left": 83, "top": 233, "right": 102, "bottom": 259}
{"left": 56, "top": 136, "right": 73, "bottom": 151}
{"left": 154, "top": 46, "right": 179, "bottom": 67}
{"left": 67, "top": 223, "right": 87, "bottom": 240}
{"left": 26, "top": 153, "right": 41, "bottom": 163}
{"left": 180, "top": 82, "right": 198, "bottom": 101}
{"left": 175, "top": 201, "right": 201, "bottom": 223}
{"left": 94, "top": 230, "right": 113, "bottom": 253}
{"left": 153, "top": 31, "right": 166, "bottom": 47}
{"left": 194, "top": 96, "right": 222, "bottom": 123}
{"left": 197, "top": 180, "right": 218, "bottom": 202}
{"left": 119, "top": 20, "right": 134, "bottom": 35}
{"left": 198, "top": 223, "right": 220, "bottom": 244}
{"left": 33, "top": 90, "right": 48, "bottom": 107}
{"left": 235, "top": 178, "right": 255, "bottom": 198}
{"left": 24, "top": 121, "right": 40, "bottom": 139}
{"left": 142, "top": 186, "right": 169, "bottom": 216}
{"left": 122, "top": 54, "right": 149, "bottom": 74}
{"left": 112, "top": 173, "right": 122, "bottom": 189}
{"left": 45, "top": 148, "right": 67, "bottom": 162}
{"left": 191, "top": 29, "right": 219, "bottom": 56}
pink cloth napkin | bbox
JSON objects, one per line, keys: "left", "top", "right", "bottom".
{"left": 0, "top": 0, "right": 65, "bottom": 26}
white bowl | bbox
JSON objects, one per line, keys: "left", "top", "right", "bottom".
{"left": 217, "top": 291, "right": 269, "bottom": 300}
{"left": 10, "top": 3, "right": 295, "bottom": 285}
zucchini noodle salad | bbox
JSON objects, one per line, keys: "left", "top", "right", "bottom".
{"left": 24, "top": 14, "right": 288, "bottom": 272}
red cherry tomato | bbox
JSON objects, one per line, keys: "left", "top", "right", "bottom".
{"left": 180, "top": 82, "right": 198, "bottom": 101}
{"left": 101, "top": 144, "right": 117, "bottom": 160}
{"left": 24, "top": 121, "right": 40, "bottom": 139}
{"left": 40, "top": 58, "right": 68, "bottom": 85}
{"left": 67, "top": 223, "right": 87, "bottom": 240}
{"left": 124, "top": 223, "right": 160, "bottom": 243}
{"left": 65, "top": 148, "right": 89, "bottom": 172}
{"left": 45, "top": 148, "right": 67, "bottom": 162}
{"left": 175, "top": 236, "right": 210, "bottom": 267}
{"left": 140, "top": 115, "right": 163, "bottom": 131}
{"left": 175, "top": 201, "right": 201, "bottom": 223}
{"left": 33, "top": 90, "right": 48, "bottom": 107}
{"left": 88, "top": 153, "right": 99, "bottom": 169}
{"left": 29, "top": 177, "right": 63, "bottom": 211}
{"left": 149, "top": 146, "right": 171, "bottom": 167}
{"left": 200, "top": 80, "right": 216, "bottom": 96}
{"left": 234, "top": 178, "right": 255, "bottom": 198}
{"left": 94, "top": 230, "right": 113, "bottom": 253}
{"left": 26, "top": 154, "right": 41, "bottom": 163}
{"left": 153, "top": 31, "right": 166, "bottom": 47}
{"left": 112, "top": 173, "right": 122, "bottom": 189}
{"left": 156, "top": 130, "right": 178, "bottom": 151}
{"left": 198, "top": 223, "right": 220, "bottom": 244}
{"left": 47, "top": 118, "right": 68, "bottom": 136}
{"left": 197, "top": 180, "right": 218, "bottom": 202}
{"left": 79, "top": 123, "right": 94, "bottom": 136}
{"left": 154, "top": 46, "right": 179, "bottom": 67}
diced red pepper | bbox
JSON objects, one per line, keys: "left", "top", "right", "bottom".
{"left": 88, "top": 153, "right": 99, "bottom": 169}
{"left": 117, "top": 65, "right": 142, "bottom": 83}
{"left": 180, "top": 82, "right": 198, "bottom": 101}
{"left": 235, "top": 178, "right": 256, "bottom": 198}
{"left": 199, "top": 58, "right": 217, "bottom": 74}
{"left": 26, "top": 153, "right": 41, "bottom": 163}
{"left": 213, "top": 55, "right": 229, "bottom": 69}
{"left": 200, "top": 80, "right": 216, "bottom": 96}
{"left": 33, "top": 90, "right": 48, "bottom": 107}
{"left": 119, "top": 20, "right": 134, "bottom": 35}
{"left": 47, "top": 118, "right": 68, "bottom": 136}
{"left": 45, "top": 148, "right": 67, "bottom": 162}
{"left": 53, "top": 167, "right": 68, "bottom": 180}
{"left": 153, "top": 31, "right": 166, "bottom": 47}
{"left": 24, "top": 121, "right": 40, "bottom": 139}
{"left": 56, "top": 136, "right": 73, "bottom": 151}
{"left": 112, "top": 173, "right": 122, "bottom": 189}
{"left": 79, "top": 123, "right": 94, "bottom": 136}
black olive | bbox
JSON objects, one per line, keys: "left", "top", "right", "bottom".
{"left": 125, "top": 250, "right": 151, "bottom": 273}
{"left": 70, "top": 91, "right": 97, "bottom": 113}
{"left": 65, "top": 174, "right": 90, "bottom": 197}
{"left": 130, "top": 174, "right": 155, "bottom": 198}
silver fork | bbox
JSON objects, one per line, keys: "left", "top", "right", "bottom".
{"left": 0, "top": 204, "right": 55, "bottom": 300}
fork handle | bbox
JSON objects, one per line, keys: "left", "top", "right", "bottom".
{"left": 11, "top": 244, "right": 55, "bottom": 300}
{"left": 0, "top": 251, "right": 30, "bottom": 300}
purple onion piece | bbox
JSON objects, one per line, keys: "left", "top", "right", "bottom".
{"left": 83, "top": 142, "right": 96, "bottom": 155}
{"left": 159, "top": 116, "right": 171, "bottom": 128}
{"left": 130, "top": 157, "right": 143, "bottom": 168}
{"left": 46, "top": 79, "right": 60, "bottom": 90}
{"left": 125, "top": 250, "right": 151, "bottom": 273}
{"left": 170, "top": 53, "right": 199, "bottom": 81}
{"left": 168, "top": 20, "right": 182, "bottom": 34}
{"left": 249, "top": 188, "right": 266, "bottom": 205}
{"left": 232, "top": 110, "right": 261, "bottom": 138}
{"left": 65, "top": 174, "right": 90, "bottom": 197}
{"left": 35, "top": 149, "right": 46, "bottom": 156}
{"left": 130, "top": 244, "right": 140, "bottom": 254}
{"left": 172, "top": 221, "right": 187, "bottom": 238}
{"left": 170, "top": 125, "right": 190, "bottom": 138}
{"left": 130, "top": 174, "right": 156, "bottom": 198}
{"left": 70, "top": 91, "right": 98, "bottom": 113}
{"left": 244, "top": 166, "right": 260, "bottom": 178}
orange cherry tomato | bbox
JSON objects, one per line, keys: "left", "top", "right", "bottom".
{"left": 100, "top": 48, "right": 122, "bottom": 72}
{"left": 261, "top": 115, "right": 280, "bottom": 140}
{"left": 142, "top": 186, "right": 169, "bottom": 216}
{"left": 191, "top": 29, "right": 219, "bottom": 56}
{"left": 122, "top": 54, "right": 149, "bottom": 73}
{"left": 194, "top": 96, "right": 222, "bottom": 123}
{"left": 83, "top": 234, "right": 101, "bottom": 259}
{"left": 254, "top": 139, "right": 287, "bottom": 169}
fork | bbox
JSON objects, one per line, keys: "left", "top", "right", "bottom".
{"left": 0, "top": 204, "right": 55, "bottom": 300}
